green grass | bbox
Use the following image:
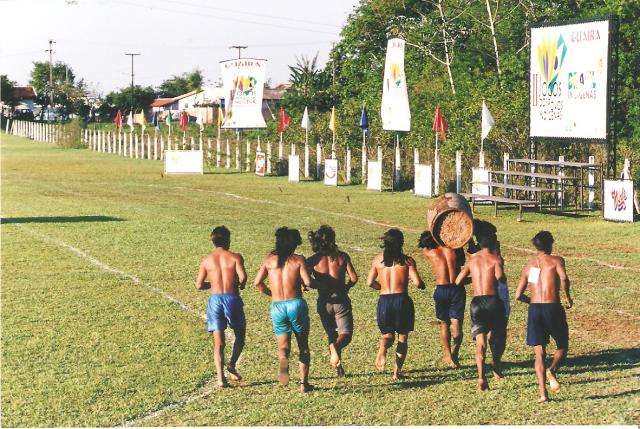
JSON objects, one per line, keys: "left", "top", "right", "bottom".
{"left": 1, "top": 133, "right": 639, "bottom": 426}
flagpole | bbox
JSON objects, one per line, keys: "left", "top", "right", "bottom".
{"left": 435, "top": 132, "right": 439, "bottom": 195}
{"left": 304, "top": 128, "right": 309, "bottom": 178}
{"left": 216, "top": 122, "right": 221, "bottom": 168}
{"left": 362, "top": 129, "right": 366, "bottom": 182}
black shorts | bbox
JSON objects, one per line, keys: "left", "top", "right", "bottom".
{"left": 470, "top": 295, "right": 506, "bottom": 338}
{"left": 377, "top": 293, "right": 415, "bottom": 335}
{"left": 527, "top": 303, "right": 569, "bottom": 349}
{"left": 434, "top": 284, "right": 466, "bottom": 323}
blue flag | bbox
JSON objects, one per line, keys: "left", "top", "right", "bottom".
{"left": 152, "top": 111, "right": 160, "bottom": 131}
{"left": 359, "top": 106, "right": 369, "bottom": 136}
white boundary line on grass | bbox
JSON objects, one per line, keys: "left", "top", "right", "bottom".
{"left": 167, "top": 186, "right": 640, "bottom": 274}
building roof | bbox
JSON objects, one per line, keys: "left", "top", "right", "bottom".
{"left": 13, "top": 86, "right": 37, "bottom": 99}
{"left": 150, "top": 98, "right": 175, "bottom": 108}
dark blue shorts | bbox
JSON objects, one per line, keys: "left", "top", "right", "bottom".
{"left": 527, "top": 303, "right": 569, "bottom": 349}
{"left": 206, "top": 293, "right": 246, "bottom": 332}
{"left": 433, "top": 284, "right": 466, "bottom": 323}
{"left": 377, "top": 293, "right": 415, "bottom": 335}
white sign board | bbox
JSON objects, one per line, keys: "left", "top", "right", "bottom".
{"left": 324, "top": 159, "right": 338, "bottom": 186}
{"left": 472, "top": 167, "right": 491, "bottom": 196}
{"left": 255, "top": 151, "right": 266, "bottom": 176}
{"left": 414, "top": 164, "right": 433, "bottom": 197}
{"left": 367, "top": 160, "right": 382, "bottom": 192}
{"left": 603, "top": 180, "right": 634, "bottom": 222}
{"left": 381, "top": 38, "right": 411, "bottom": 132}
{"left": 530, "top": 20, "right": 610, "bottom": 139}
{"left": 288, "top": 155, "right": 300, "bottom": 183}
{"left": 220, "top": 58, "right": 267, "bottom": 129}
{"left": 164, "top": 150, "right": 203, "bottom": 174}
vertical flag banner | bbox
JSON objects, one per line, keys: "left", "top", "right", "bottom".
{"left": 196, "top": 112, "right": 204, "bottom": 131}
{"left": 359, "top": 106, "right": 369, "bottom": 135}
{"left": 329, "top": 107, "right": 336, "bottom": 132}
{"left": 136, "top": 110, "right": 147, "bottom": 128}
{"left": 127, "top": 111, "right": 134, "bottom": 131}
{"left": 152, "top": 111, "right": 160, "bottom": 131}
{"left": 114, "top": 110, "right": 123, "bottom": 129}
{"left": 301, "top": 106, "right": 311, "bottom": 131}
{"left": 217, "top": 107, "right": 224, "bottom": 128}
{"left": 180, "top": 110, "right": 188, "bottom": 131}
{"left": 279, "top": 108, "right": 290, "bottom": 133}
{"left": 220, "top": 58, "right": 268, "bottom": 128}
{"left": 432, "top": 104, "right": 447, "bottom": 140}
{"left": 381, "top": 38, "right": 411, "bottom": 132}
{"left": 481, "top": 100, "right": 494, "bottom": 140}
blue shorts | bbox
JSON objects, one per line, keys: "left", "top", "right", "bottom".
{"left": 433, "top": 284, "right": 466, "bottom": 323}
{"left": 377, "top": 293, "right": 415, "bottom": 335}
{"left": 527, "top": 303, "right": 569, "bottom": 349}
{"left": 206, "top": 293, "right": 246, "bottom": 332}
{"left": 270, "top": 298, "right": 309, "bottom": 336}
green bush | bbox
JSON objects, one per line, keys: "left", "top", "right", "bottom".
{"left": 57, "top": 118, "right": 85, "bottom": 149}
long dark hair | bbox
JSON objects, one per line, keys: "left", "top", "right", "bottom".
{"left": 381, "top": 228, "right": 406, "bottom": 267}
{"left": 308, "top": 225, "right": 338, "bottom": 259}
{"left": 272, "top": 227, "right": 302, "bottom": 268}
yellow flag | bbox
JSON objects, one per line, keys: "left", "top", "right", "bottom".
{"left": 329, "top": 107, "right": 336, "bottom": 132}
{"left": 217, "top": 107, "right": 223, "bottom": 127}
{"left": 137, "top": 110, "right": 147, "bottom": 127}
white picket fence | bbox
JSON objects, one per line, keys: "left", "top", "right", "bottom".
{"left": 8, "top": 119, "right": 61, "bottom": 144}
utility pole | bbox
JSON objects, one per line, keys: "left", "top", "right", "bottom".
{"left": 45, "top": 39, "right": 55, "bottom": 122}
{"left": 124, "top": 53, "right": 140, "bottom": 111}
{"left": 229, "top": 45, "right": 247, "bottom": 59}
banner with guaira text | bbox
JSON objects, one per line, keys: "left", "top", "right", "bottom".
{"left": 220, "top": 58, "right": 267, "bottom": 129}
{"left": 381, "top": 38, "right": 411, "bottom": 132}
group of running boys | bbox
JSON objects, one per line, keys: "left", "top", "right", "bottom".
{"left": 195, "top": 221, "right": 572, "bottom": 402}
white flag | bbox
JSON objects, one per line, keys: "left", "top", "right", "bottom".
{"left": 381, "top": 38, "right": 411, "bottom": 132}
{"left": 127, "top": 111, "right": 134, "bottom": 131}
{"left": 301, "top": 106, "right": 311, "bottom": 132}
{"left": 196, "top": 112, "right": 204, "bottom": 131}
{"left": 481, "top": 100, "right": 494, "bottom": 140}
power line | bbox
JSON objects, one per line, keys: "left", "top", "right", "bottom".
{"left": 45, "top": 39, "right": 55, "bottom": 122}
{"left": 124, "top": 52, "right": 140, "bottom": 110}
{"left": 229, "top": 45, "right": 248, "bottom": 59}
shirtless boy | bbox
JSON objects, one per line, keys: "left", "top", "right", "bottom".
{"left": 515, "top": 231, "right": 573, "bottom": 403}
{"left": 419, "top": 230, "right": 466, "bottom": 368}
{"left": 307, "top": 225, "right": 358, "bottom": 377}
{"left": 455, "top": 225, "right": 506, "bottom": 391}
{"left": 254, "top": 227, "right": 314, "bottom": 392}
{"left": 195, "top": 226, "right": 247, "bottom": 388}
{"left": 367, "top": 228, "right": 425, "bottom": 380}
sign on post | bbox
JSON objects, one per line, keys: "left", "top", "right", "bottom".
{"left": 472, "top": 167, "right": 490, "bottom": 196}
{"left": 367, "top": 160, "right": 382, "bottom": 192}
{"left": 324, "top": 159, "right": 338, "bottom": 186}
{"left": 288, "top": 155, "right": 300, "bottom": 182}
{"left": 255, "top": 151, "right": 266, "bottom": 176}
{"left": 164, "top": 150, "right": 204, "bottom": 174}
{"left": 603, "top": 180, "right": 634, "bottom": 222}
{"left": 414, "top": 164, "right": 433, "bottom": 197}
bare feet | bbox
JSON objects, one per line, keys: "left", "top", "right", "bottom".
{"left": 216, "top": 380, "right": 229, "bottom": 389}
{"left": 374, "top": 351, "right": 386, "bottom": 371}
{"left": 547, "top": 369, "right": 560, "bottom": 393}
{"left": 226, "top": 366, "right": 242, "bottom": 382}
{"left": 392, "top": 370, "right": 405, "bottom": 381}
{"left": 478, "top": 378, "right": 489, "bottom": 391}
{"left": 300, "top": 382, "right": 314, "bottom": 393}
{"left": 443, "top": 357, "right": 460, "bottom": 369}
{"left": 329, "top": 344, "right": 340, "bottom": 368}
{"left": 538, "top": 395, "right": 549, "bottom": 403}
{"left": 336, "top": 362, "right": 345, "bottom": 378}
{"left": 491, "top": 363, "right": 504, "bottom": 381}
{"left": 278, "top": 358, "right": 289, "bottom": 386}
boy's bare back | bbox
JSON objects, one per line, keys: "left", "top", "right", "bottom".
{"left": 368, "top": 255, "right": 422, "bottom": 294}
{"left": 424, "top": 247, "right": 459, "bottom": 285}
{"left": 460, "top": 249, "right": 504, "bottom": 296}
{"left": 196, "top": 249, "right": 246, "bottom": 294}
{"left": 522, "top": 254, "right": 569, "bottom": 304}
{"left": 257, "top": 254, "right": 312, "bottom": 301}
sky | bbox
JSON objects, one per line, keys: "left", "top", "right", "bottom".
{"left": 0, "top": 0, "right": 360, "bottom": 96}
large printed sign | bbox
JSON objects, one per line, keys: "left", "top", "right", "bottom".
{"left": 367, "top": 160, "right": 382, "bottom": 192}
{"left": 164, "top": 150, "right": 203, "bottom": 174}
{"left": 288, "top": 155, "right": 300, "bottom": 182}
{"left": 603, "top": 180, "right": 634, "bottom": 222}
{"left": 381, "top": 38, "right": 411, "bottom": 132}
{"left": 255, "top": 151, "right": 266, "bottom": 176}
{"left": 530, "top": 20, "right": 610, "bottom": 139}
{"left": 220, "top": 58, "right": 267, "bottom": 129}
{"left": 324, "top": 159, "right": 338, "bottom": 186}
{"left": 414, "top": 164, "right": 433, "bottom": 197}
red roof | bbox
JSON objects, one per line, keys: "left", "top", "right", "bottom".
{"left": 151, "top": 98, "right": 175, "bottom": 107}
{"left": 13, "top": 86, "right": 37, "bottom": 99}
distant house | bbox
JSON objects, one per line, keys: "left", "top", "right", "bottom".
{"left": 150, "top": 84, "right": 287, "bottom": 124}
{"left": 13, "top": 86, "right": 38, "bottom": 111}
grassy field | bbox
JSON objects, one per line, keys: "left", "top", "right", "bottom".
{"left": 1, "top": 133, "right": 639, "bottom": 426}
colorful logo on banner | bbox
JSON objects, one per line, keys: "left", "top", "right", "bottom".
{"left": 391, "top": 63, "right": 402, "bottom": 88}
{"left": 611, "top": 188, "right": 627, "bottom": 211}
{"left": 234, "top": 75, "right": 257, "bottom": 96}
{"left": 537, "top": 35, "right": 567, "bottom": 90}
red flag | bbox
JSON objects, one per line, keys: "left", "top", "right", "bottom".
{"left": 278, "top": 108, "right": 290, "bottom": 134}
{"left": 432, "top": 104, "right": 447, "bottom": 140}
{"left": 114, "top": 110, "right": 123, "bottom": 128}
{"left": 180, "top": 110, "right": 188, "bottom": 131}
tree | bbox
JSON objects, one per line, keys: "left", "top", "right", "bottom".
{"left": 282, "top": 53, "right": 333, "bottom": 113}
{"left": 1, "top": 75, "right": 19, "bottom": 108}
{"left": 157, "top": 69, "right": 204, "bottom": 98}
{"left": 29, "top": 61, "right": 88, "bottom": 119}
{"left": 102, "top": 85, "right": 156, "bottom": 116}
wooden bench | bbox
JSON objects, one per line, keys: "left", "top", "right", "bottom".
{"left": 488, "top": 170, "right": 576, "bottom": 181}
{"left": 460, "top": 193, "right": 539, "bottom": 220}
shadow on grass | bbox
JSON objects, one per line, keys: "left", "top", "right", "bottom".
{"left": 587, "top": 388, "right": 640, "bottom": 400}
{"left": 1, "top": 215, "right": 125, "bottom": 224}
